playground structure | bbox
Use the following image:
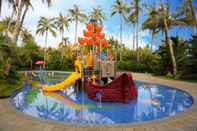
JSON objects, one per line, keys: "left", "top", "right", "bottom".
{"left": 41, "top": 19, "right": 138, "bottom": 103}
{"left": 85, "top": 73, "right": 137, "bottom": 103}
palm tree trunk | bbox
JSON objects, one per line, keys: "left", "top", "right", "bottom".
{"left": 74, "top": 19, "right": 78, "bottom": 44}
{"left": 136, "top": 16, "right": 139, "bottom": 62}
{"left": 61, "top": 31, "right": 65, "bottom": 67}
{"left": 44, "top": 31, "right": 48, "bottom": 69}
{"left": 61, "top": 31, "right": 64, "bottom": 45}
{"left": 164, "top": 17, "right": 177, "bottom": 77}
{"left": 61, "top": 31, "right": 64, "bottom": 59}
{"left": 114, "top": 44, "right": 117, "bottom": 77}
{"left": 12, "top": 0, "right": 23, "bottom": 44}
{"left": 112, "top": 44, "right": 115, "bottom": 75}
{"left": 75, "top": 19, "right": 79, "bottom": 57}
{"left": 120, "top": 14, "right": 123, "bottom": 61}
{"left": 133, "top": 24, "right": 136, "bottom": 50}
{"left": 16, "top": 5, "right": 29, "bottom": 43}
{"left": 160, "top": 2, "right": 177, "bottom": 77}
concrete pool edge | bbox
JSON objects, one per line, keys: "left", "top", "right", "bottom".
{"left": 0, "top": 72, "right": 197, "bottom": 131}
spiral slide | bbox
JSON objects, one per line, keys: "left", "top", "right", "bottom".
{"left": 42, "top": 72, "right": 81, "bottom": 92}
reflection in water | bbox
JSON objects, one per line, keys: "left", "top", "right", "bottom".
{"left": 10, "top": 81, "right": 193, "bottom": 125}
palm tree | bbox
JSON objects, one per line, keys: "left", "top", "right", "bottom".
{"left": 0, "top": 17, "right": 16, "bottom": 33}
{"left": 186, "top": 0, "right": 197, "bottom": 34}
{"left": 111, "top": 0, "right": 128, "bottom": 60}
{"left": 58, "top": 37, "right": 70, "bottom": 47}
{"left": 108, "top": 36, "right": 119, "bottom": 75}
{"left": 129, "top": 0, "right": 141, "bottom": 61}
{"left": 58, "top": 37, "right": 72, "bottom": 64}
{"left": 6, "top": 0, "right": 53, "bottom": 43}
{"left": 11, "top": 0, "right": 32, "bottom": 43}
{"left": 20, "top": 28, "right": 33, "bottom": 43}
{"left": 36, "top": 17, "right": 56, "bottom": 68}
{"left": 142, "top": 0, "right": 189, "bottom": 77}
{"left": 159, "top": 2, "right": 185, "bottom": 77}
{"left": 162, "top": 5, "right": 178, "bottom": 76}
{"left": 89, "top": 7, "right": 105, "bottom": 25}
{"left": 69, "top": 5, "right": 87, "bottom": 44}
{"left": 142, "top": 7, "right": 160, "bottom": 52}
{"left": 4, "top": 0, "right": 17, "bottom": 41}
{"left": 179, "top": 0, "right": 197, "bottom": 34}
{"left": 55, "top": 13, "right": 71, "bottom": 45}
{"left": 125, "top": 12, "right": 137, "bottom": 50}
{"left": 15, "top": 0, "right": 33, "bottom": 43}
{"left": 157, "top": 35, "right": 188, "bottom": 75}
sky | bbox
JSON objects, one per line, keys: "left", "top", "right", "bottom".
{"left": 1, "top": 0, "right": 196, "bottom": 50}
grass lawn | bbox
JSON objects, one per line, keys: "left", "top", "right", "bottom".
{"left": 0, "top": 79, "right": 23, "bottom": 97}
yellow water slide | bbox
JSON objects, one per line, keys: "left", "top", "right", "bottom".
{"left": 42, "top": 59, "right": 82, "bottom": 92}
{"left": 42, "top": 72, "right": 81, "bottom": 92}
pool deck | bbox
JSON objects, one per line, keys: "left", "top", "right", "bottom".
{"left": 0, "top": 72, "right": 197, "bottom": 131}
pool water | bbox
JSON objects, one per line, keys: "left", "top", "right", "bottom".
{"left": 10, "top": 74, "right": 193, "bottom": 125}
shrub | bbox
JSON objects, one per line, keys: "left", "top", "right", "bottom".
{"left": 47, "top": 50, "right": 74, "bottom": 71}
{"left": 118, "top": 60, "right": 150, "bottom": 73}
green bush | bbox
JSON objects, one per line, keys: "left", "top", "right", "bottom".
{"left": 0, "top": 79, "right": 22, "bottom": 97}
{"left": 118, "top": 60, "right": 150, "bottom": 73}
{"left": 181, "top": 35, "right": 197, "bottom": 80}
{"left": 5, "top": 66, "right": 20, "bottom": 84}
{"left": 47, "top": 50, "right": 74, "bottom": 71}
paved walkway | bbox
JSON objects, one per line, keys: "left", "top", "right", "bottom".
{"left": 0, "top": 73, "right": 197, "bottom": 131}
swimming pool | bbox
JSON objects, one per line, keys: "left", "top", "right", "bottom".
{"left": 10, "top": 74, "right": 193, "bottom": 125}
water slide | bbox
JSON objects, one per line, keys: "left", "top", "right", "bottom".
{"left": 42, "top": 72, "right": 81, "bottom": 92}
{"left": 41, "top": 55, "right": 94, "bottom": 92}
{"left": 42, "top": 59, "right": 83, "bottom": 92}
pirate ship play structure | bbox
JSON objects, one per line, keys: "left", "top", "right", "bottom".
{"left": 42, "top": 19, "right": 138, "bottom": 103}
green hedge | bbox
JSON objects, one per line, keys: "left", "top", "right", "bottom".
{"left": 118, "top": 60, "right": 150, "bottom": 73}
{"left": 0, "top": 79, "right": 22, "bottom": 97}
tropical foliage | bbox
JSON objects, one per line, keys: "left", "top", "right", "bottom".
{"left": 36, "top": 17, "right": 57, "bottom": 68}
{"left": 69, "top": 4, "right": 87, "bottom": 44}
{"left": 90, "top": 7, "right": 105, "bottom": 25}
{"left": 181, "top": 35, "right": 197, "bottom": 79}
{"left": 55, "top": 13, "right": 71, "bottom": 44}
{"left": 0, "top": 0, "right": 197, "bottom": 97}
{"left": 111, "top": 0, "right": 128, "bottom": 60}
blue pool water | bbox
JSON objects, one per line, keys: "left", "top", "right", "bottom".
{"left": 10, "top": 77, "right": 193, "bottom": 125}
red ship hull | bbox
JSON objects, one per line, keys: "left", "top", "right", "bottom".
{"left": 85, "top": 73, "right": 138, "bottom": 103}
